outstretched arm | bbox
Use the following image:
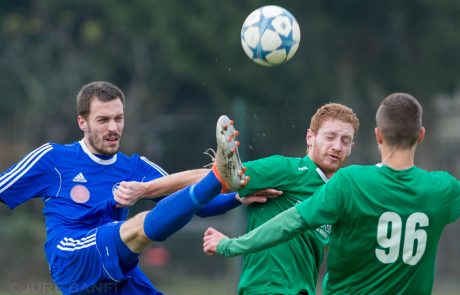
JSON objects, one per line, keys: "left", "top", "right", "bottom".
{"left": 115, "top": 168, "right": 209, "bottom": 207}
{"left": 203, "top": 207, "right": 310, "bottom": 257}
{"left": 204, "top": 172, "right": 348, "bottom": 256}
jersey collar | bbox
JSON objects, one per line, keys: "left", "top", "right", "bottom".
{"left": 315, "top": 167, "right": 329, "bottom": 183}
{"left": 304, "top": 155, "right": 330, "bottom": 183}
{"left": 79, "top": 140, "right": 117, "bottom": 165}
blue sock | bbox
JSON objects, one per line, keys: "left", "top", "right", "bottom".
{"left": 189, "top": 170, "right": 222, "bottom": 205}
{"left": 113, "top": 225, "right": 139, "bottom": 271}
{"left": 143, "top": 171, "right": 222, "bottom": 241}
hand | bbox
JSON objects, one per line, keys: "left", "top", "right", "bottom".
{"left": 114, "top": 181, "right": 147, "bottom": 208}
{"left": 237, "top": 188, "right": 283, "bottom": 205}
{"left": 203, "top": 227, "right": 228, "bottom": 255}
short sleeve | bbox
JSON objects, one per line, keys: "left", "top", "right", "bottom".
{"left": 136, "top": 156, "right": 169, "bottom": 182}
{"left": 0, "top": 143, "right": 55, "bottom": 208}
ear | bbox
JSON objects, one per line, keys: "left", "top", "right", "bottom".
{"left": 348, "top": 142, "right": 354, "bottom": 156}
{"left": 306, "top": 129, "right": 314, "bottom": 147}
{"left": 374, "top": 127, "right": 383, "bottom": 145}
{"left": 77, "top": 115, "right": 87, "bottom": 132}
{"left": 417, "top": 127, "right": 425, "bottom": 144}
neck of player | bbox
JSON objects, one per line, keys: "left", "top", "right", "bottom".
{"left": 379, "top": 143, "right": 416, "bottom": 170}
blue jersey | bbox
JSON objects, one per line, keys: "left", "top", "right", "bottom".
{"left": 0, "top": 140, "right": 167, "bottom": 270}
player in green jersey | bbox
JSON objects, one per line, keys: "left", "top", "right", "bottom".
{"left": 230, "top": 103, "right": 359, "bottom": 295}
{"left": 203, "top": 93, "right": 460, "bottom": 295}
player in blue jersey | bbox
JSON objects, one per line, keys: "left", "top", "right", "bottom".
{"left": 0, "top": 81, "right": 278, "bottom": 295}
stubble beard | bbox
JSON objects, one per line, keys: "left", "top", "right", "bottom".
{"left": 87, "top": 131, "right": 119, "bottom": 156}
{"left": 311, "top": 148, "right": 344, "bottom": 177}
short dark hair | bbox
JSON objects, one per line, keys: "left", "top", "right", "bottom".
{"left": 310, "top": 103, "right": 360, "bottom": 136}
{"left": 76, "top": 81, "right": 125, "bottom": 118}
{"left": 376, "top": 92, "right": 422, "bottom": 148}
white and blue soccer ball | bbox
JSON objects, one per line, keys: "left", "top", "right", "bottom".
{"left": 241, "top": 5, "right": 301, "bottom": 66}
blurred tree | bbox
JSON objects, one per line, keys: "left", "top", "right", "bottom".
{"left": 1, "top": 0, "right": 460, "bottom": 155}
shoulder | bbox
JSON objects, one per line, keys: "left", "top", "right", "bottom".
{"left": 17, "top": 142, "right": 77, "bottom": 168}
{"left": 244, "top": 154, "right": 302, "bottom": 171}
{"left": 114, "top": 151, "right": 152, "bottom": 164}
{"left": 115, "top": 150, "right": 137, "bottom": 161}
{"left": 46, "top": 141, "right": 91, "bottom": 159}
{"left": 122, "top": 153, "right": 168, "bottom": 176}
{"left": 48, "top": 141, "right": 82, "bottom": 152}
{"left": 336, "top": 164, "right": 372, "bottom": 176}
{"left": 330, "top": 165, "right": 378, "bottom": 185}
{"left": 428, "top": 169, "right": 456, "bottom": 179}
{"left": 415, "top": 169, "right": 460, "bottom": 204}
{"left": 246, "top": 154, "right": 302, "bottom": 166}
{"left": 248, "top": 154, "right": 289, "bottom": 163}
{"left": 30, "top": 141, "right": 64, "bottom": 158}
{"left": 113, "top": 152, "right": 143, "bottom": 167}
{"left": 112, "top": 151, "right": 153, "bottom": 166}
{"left": 427, "top": 169, "right": 459, "bottom": 188}
{"left": 139, "top": 156, "right": 168, "bottom": 175}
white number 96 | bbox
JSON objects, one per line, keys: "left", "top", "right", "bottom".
{"left": 375, "top": 212, "right": 429, "bottom": 266}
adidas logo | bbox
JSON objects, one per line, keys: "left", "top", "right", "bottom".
{"left": 298, "top": 166, "right": 308, "bottom": 171}
{"left": 72, "top": 172, "right": 87, "bottom": 183}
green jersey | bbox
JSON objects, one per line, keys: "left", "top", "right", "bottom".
{"left": 237, "top": 155, "right": 330, "bottom": 295}
{"left": 296, "top": 164, "right": 460, "bottom": 294}
{"left": 218, "top": 164, "right": 460, "bottom": 294}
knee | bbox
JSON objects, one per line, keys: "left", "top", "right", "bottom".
{"left": 135, "top": 212, "right": 151, "bottom": 242}
{"left": 120, "top": 212, "right": 151, "bottom": 249}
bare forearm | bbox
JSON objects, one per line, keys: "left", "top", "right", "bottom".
{"left": 143, "top": 168, "right": 210, "bottom": 199}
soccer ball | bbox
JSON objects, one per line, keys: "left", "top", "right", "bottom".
{"left": 241, "top": 5, "right": 301, "bottom": 66}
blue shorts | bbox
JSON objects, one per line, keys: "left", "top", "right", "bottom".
{"left": 49, "top": 221, "right": 163, "bottom": 295}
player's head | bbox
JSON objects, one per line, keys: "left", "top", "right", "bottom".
{"left": 306, "top": 103, "right": 359, "bottom": 177}
{"left": 76, "top": 81, "right": 125, "bottom": 156}
{"left": 375, "top": 92, "right": 424, "bottom": 149}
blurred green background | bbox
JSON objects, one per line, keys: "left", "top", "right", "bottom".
{"left": 1, "top": 0, "right": 460, "bottom": 294}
